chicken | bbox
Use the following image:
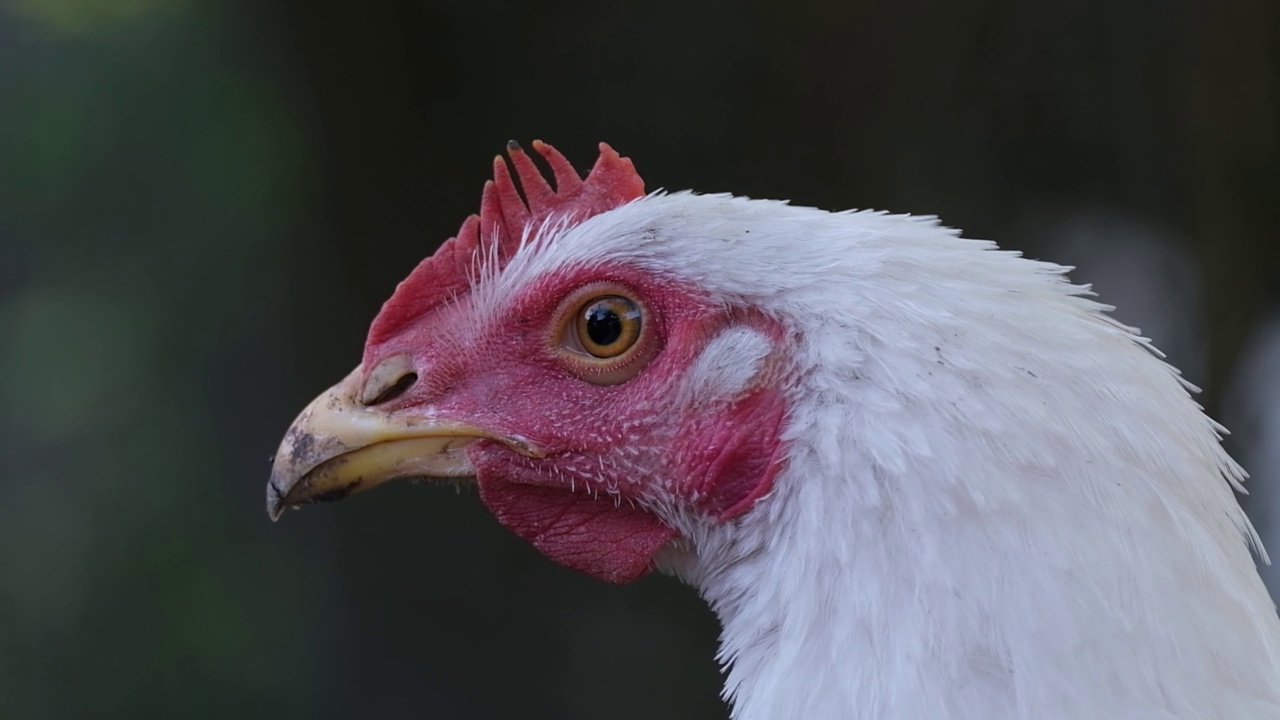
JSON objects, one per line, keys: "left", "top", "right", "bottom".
{"left": 268, "top": 141, "right": 1280, "bottom": 719}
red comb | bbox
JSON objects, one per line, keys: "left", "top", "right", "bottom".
{"left": 366, "top": 141, "right": 645, "bottom": 347}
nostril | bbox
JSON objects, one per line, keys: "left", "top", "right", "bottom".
{"left": 360, "top": 354, "right": 419, "bottom": 406}
{"left": 370, "top": 372, "right": 417, "bottom": 406}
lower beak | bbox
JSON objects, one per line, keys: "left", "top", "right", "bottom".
{"left": 266, "top": 367, "right": 500, "bottom": 521}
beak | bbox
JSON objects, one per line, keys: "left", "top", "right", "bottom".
{"left": 266, "top": 366, "right": 535, "bottom": 521}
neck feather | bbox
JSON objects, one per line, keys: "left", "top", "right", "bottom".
{"left": 667, "top": 426, "right": 1280, "bottom": 718}
{"left": 658, "top": 280, "right": 1280, "bottom": 720}
{"left": 562, "top": 195, "right": 1280, "bottom": 717}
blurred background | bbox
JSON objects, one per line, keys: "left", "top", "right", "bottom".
{"left": 1, "top": 0, "right": 1277, "bottom": 718}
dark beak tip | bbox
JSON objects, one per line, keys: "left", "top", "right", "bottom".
{"left": 266, "top": 478, "right": 289, "bottom": 522}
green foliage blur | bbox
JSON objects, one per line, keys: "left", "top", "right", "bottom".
{"left": 1, "top": 0, "right": 1276, "bottom": 718}
{"left": 1, "top": 1, "right": 320, "bottom": 718}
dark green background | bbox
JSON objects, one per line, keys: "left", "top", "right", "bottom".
{"left": 3, "top": 1, "right": 1278, "bottom": 718}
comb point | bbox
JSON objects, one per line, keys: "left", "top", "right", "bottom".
{"left": 507, "top": 139, "right": 556, "bottom": 205}
{"left": 534, "top": 141, "right": 584, "bottom": 193}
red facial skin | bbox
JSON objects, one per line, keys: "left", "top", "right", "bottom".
{"left": 360, "top": 264, "right": 788, "bottom": 584}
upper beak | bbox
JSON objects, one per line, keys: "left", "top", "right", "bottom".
{"left": 266, "top": 365, "right": 526, "bottom": 521}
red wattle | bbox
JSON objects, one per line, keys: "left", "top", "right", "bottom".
{"left": 476, "top": 476, "right": 677, "bottom": 585}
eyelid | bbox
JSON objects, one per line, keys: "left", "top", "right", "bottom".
{"left": 560, "top": 317, "right": 590, "bottom": 356}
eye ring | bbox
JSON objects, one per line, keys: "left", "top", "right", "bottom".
{"left": 553, "top": 284, "right": 655, "bottom": 385}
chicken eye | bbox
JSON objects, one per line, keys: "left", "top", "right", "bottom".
{"left": 575, "top": 296, "right": 642, "bottom": 358}
{"left": 553, "top": 285, "right": 654, "bottom": 386}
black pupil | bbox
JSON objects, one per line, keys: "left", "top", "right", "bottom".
{"left": 585, "top": 304, "right": 623, "bottom": 347}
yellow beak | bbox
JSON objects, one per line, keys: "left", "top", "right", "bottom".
{"left": 266, "top": 366, "right": 502, "bottom": 521}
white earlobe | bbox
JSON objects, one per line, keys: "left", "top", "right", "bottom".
{"left": 676, "top": 327, "right": 773, "bottom": 408}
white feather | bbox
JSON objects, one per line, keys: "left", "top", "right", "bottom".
{"left": 486, "top": 192, "right": 1280, "bottom": 719}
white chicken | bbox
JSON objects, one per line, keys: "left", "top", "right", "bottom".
{"left": 268, "top": 141, "right": 1280, "bottom": 719}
